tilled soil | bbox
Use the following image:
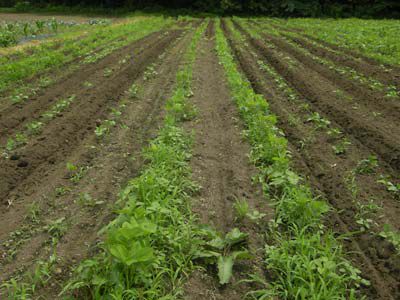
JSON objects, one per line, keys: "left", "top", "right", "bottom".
{"left": 0, "top": 25, "right": 194, "bottom": 297}
{"left": 224, "top": 19, "right": 400, "bottom": 299}
{"left": 0, "top": 30, "right": 165, "bottom": 144}
{"left": 183, "top": 22, "right": 272, "bottom": 300}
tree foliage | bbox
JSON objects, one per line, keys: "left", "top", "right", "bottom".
{"left": 1, "top": 0, "right": 400, "bottom": 17}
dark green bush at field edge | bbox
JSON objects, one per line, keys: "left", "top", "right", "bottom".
{"left": 1, "top": 0, "right": 399, "bottom": 17}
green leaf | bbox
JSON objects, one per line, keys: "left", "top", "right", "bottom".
{"left": 225, "top": 228, "right": 248, "bottom": 247}
{"left": 218, "top": 255, "right": 234, "bottom": 285}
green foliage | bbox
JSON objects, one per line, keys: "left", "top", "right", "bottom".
{"left": 215, "top": 18, "right": 366, "bottom": 298}
{"left": 62, "top": 21, "right": 209, "bottom": 299}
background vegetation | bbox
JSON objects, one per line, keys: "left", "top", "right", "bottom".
{"left": 0, "top": 0, "right": 399, "bottom": 17}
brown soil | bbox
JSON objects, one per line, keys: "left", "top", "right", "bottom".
{"left": 0, "top": 26, "right": 194, "bottom": 298}
{"left": 183, "top": 23, "right": 273, "bottom": 299}
{"left": 268, "top": 20, "right": 400, "bottom": 74}
{"left": 235, "top": 21, "right": 400, "bottom": 173}
{"left": 0, "top": 30, "right": 164, "bottom": 145}
{"left": 0, "top": 30, "right": 182, "bottom": 207}
{"left": 225, "top": 19, "right": 400, "bottom": 300}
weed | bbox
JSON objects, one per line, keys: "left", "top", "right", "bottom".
{"left": 333, "top": 138, "right": 351, "bottom": 155}
{"left": 355, "top": 155, "right": 378, "bottom": 174}
{"left": 128, "top": 83, "right": 139, "bottom": 98}
{"left": 307, "top": 112, "right": 331, "bottom": 129}
{"left": 103, "top": 68, "right": 113, "bottom": 77}
{"left": 380, "top": 224, "right": 400, "bottom": 254}
{"left": 233, "top": 198, "right": 249, "bottom": 220}
{"left": 378, "top": 176, "right": 400, "bottom": 198}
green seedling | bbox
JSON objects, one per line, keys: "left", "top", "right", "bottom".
{"left": 233, "top": 198, "right": 249, "bottom": 221}
{"left": 380, "top": 224, "right": 400, "bottom": 253}
{"left": 378, "top": 176, "right": 400, "bottom": 198}
{"left": 332, "top": 138, "right": 351, "bottom": 155}
{"left": 307, "top": 112, "right": 331, "bottom": 129}
{"left": 354, "top": 199, "right": 381, "bottom": 232}
{"left": 354, "top": 155, "right": 378, "bottom": 174}
{"left": 76, "top": 193, "right": 104, "bottom": 207}
{"left": 25, "top": 121, "right": 43, "bottom": 135}
{"left": 26, "top": 202, "right": 40, "bottom": 224}
{"left": 103, "top": 68, "right": 113, "bottom": 77}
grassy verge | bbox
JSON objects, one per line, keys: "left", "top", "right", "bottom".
{"left": 215, "top": 18, "right": 368, "bottom": 299}
{"left": 58, "top": 21, "right": 209, "bottom": 299}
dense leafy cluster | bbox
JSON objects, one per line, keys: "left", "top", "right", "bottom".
{"left": 1, "top": 0, "right": 400, "bottom": 17}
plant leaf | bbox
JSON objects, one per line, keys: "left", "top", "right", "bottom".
{"left": 218, "top": 255, "right": 234, "bottom": 285}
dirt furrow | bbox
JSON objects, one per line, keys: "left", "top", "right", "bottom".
{"left": 0, "top": 30, "right": 167, "bottom": 145}
{"left": 252, "top": 25, "right": 400, "bottom": 123}
{"left": 0, "top": 27, "right": 194, "bottom": 296}
{"left": 281, "top": 32, "right": 400, "bottom": 90}
{"left": 223, "top": 20, "right": 400, "bottom": 300}
{"left": 267, "top": 21, "right": 400, "bottom": 75}
{"left": 233, "top": 21, "right": 400, "bottom": 174}
{"left": 183, "top": 22, "right": 271, "bottom": 300}
{"left": 0, "top": 30, "right": 181, "bottom": 209}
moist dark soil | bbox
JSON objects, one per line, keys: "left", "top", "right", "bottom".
{"left": 0, "top": 30, "right": 166, "bottom": 145}
{"left": 0, "top": 30, "right": 183, "bottom": 207}
{"left": 224, "top": 19, "right": 400, "bottom": 300}
{"left": 269, "top": 21, "right": 400, "bottom": 75}
{"left": 183, "top": 23, "right": 272, "bottom": 300}
{"left": 0, "top": 26, "right": 194, "bottom": 298}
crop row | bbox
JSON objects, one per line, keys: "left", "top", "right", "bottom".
{"left": 270, "top": 17, "right": 400, "bottom": 67}
{"left": 214, "top": 18, "right": 368, "bottom": 299}
{"left": 0, "top": 16, "right": 174, "bottom": 94}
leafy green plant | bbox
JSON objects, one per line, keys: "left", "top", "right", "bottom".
{"left": 378, "top": 176, "right": 400, "bottom": 199}
{"left": 355, "top": 155, "right": 378, "bottom": 174}
{"left": 233, "top": 198, "right": 249, "bottom": 221}
{"left": 128, "top": 83, "right": 139, "bottom": 98}
{"left": 379, "top": 224, "right": 400, "bottom": 254}
{"left": 333, "top": 138, "right": 351, "bottom": 155}
{"left": 307, "top": 112, "right": 331, "bottom": 129}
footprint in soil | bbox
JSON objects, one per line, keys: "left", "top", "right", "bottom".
{"left": 17, "top": 160, "right": 29, "bottom": 168}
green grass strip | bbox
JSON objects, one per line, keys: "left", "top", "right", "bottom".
{"left": 60, "top": 22, "right": 209, "bottom": 300}
{"left": 215, "top": 18, "right": 368, "bottom": 299}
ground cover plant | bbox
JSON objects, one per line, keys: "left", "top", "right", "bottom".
{"left": 0, "top": 8, "right": 399, "bottom": 300}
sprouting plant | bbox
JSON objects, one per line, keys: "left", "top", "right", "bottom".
{"left": 55, "top": 186, "right": 70, "bottom": 197}
{"left": 128, "top": 83, "right": 139, "bottom": 98}
{"left": 50, "top": 18, "right": 58, "bottom": 32}
{"left": 233, "top": 198, "right": 249, "bottom": 221}
{"left": 76, "top": 193, "right": 104, "bottom": 208}
{"left": 332, "top": 138, "right": 351, "bottom": 155}
{"left": 6, "top": 133, "right": 28, "bottom": 151}
{"left": 196, "top": 228, "right": 252, "bottom": 285}
{"left": 66, "top": 163, "right": 88, "bottom": 183}
{"left": 327, "top": 128, "right": 342, "bottom": 139}
{"left": 83, "top": 81, "right": 93, "bottom": 88}
{"left": 25, "top": 121, "right": 43, "bottom": 135}
{"left": 354, "top": 155, "right": 378, "bottom": 174}
{"left": 95, "top": 120, "right": 116, "bottom": 138}
{"left": 307, "top": 112, "right": 331, "bottom": 129}
{"left": 26, "top": 202, "right": 40, "bottom": 224}
{"left": 354, "top": 199, "right": 381, "bottom": 232}
{"left": 143, "top": 64, "right": 158, "bottom": 80}
{"left": 378, "top": 176, "right": 400, "bottom": 199}
{"left": 379, "top": 224, "right": 400, "bottom": 253}
{"left": 103, "top": 68, "right": 113, "bottom": 77}
{"left": 10, "top": 93, "right": 29, "bottom": 104}
{"left": 45, "top": 217, "right": 67, "bottom": 240}
{"left": 344, "top": 171, "right": 359, "bottom": 200}
{"left": 233, "top": 198, "right": 266, "bottom": 223}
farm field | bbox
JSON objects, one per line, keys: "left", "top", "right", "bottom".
{"left": 0, "top": 13, "right": 399, "bottom": 300}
